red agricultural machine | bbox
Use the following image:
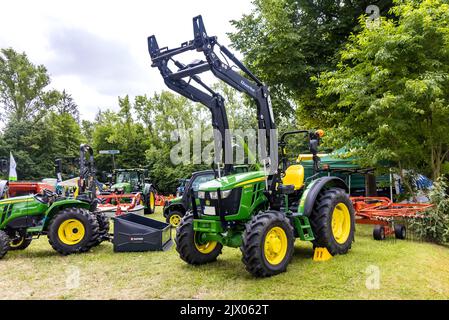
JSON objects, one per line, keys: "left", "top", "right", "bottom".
{"left": 351, "top": 196, "right": 432, "bottom": 240}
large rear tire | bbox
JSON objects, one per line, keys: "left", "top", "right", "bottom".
{"left": 0, "top": 230, "right": 10, "bottom": 259}
{"left": 310, "top": 188, "right": 355, "bottom": 256}
{"left": 48, "top": 207, "right": 99, "bottom": 255}
{"left": 241, "top": 211, "right": 295, "bottom": 277}
{"left": 175, "top": 213, "right": 222, "bottom": 265}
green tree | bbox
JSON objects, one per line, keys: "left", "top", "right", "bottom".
{"left": 54, "top": 90, "right": 80, "bottom": 123}
{"left": 134, "top": 91, "right": 209, "bottom": 192}
{"left": 229, "top": 0, "right": 394, "bottom": 124}
{"left": 317, "top": 0, "right": 449, "bottom": 182}
{"left": 0, "top": 48, "right": 59, "bottom": 123}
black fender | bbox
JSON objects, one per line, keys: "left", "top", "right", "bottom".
{"left": 302, "top": 177, "right": 348, "bottom": 217}
{"left": 0, "top": 180, "right": 8, "bottom": 199}
{"left": 163, "top": 203, "right": 186, "bottom": 218}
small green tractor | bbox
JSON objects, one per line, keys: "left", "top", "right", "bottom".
{"left": 149, "top": 16, "right": 355, "bottom": 277}
{"left": 108, "top": 168, "right": 157, "bottom": 214}
{"left": 0, "top": 144, "right": 109, "bottom": 260}
{"left": 164, "top": 170, "right": 215, "bottom": 227}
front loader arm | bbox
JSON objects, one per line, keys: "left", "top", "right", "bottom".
{"left": 148, "top": 15, "right": 277, "bottom": 176}
{"left": 148, "top": 34, "right": 232, "bottom": 175}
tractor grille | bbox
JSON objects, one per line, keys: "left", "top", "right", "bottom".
{"left": 199, "top": 188, "right": 242, "bottom": 217}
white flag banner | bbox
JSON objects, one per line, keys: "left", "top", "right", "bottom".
{"left": 9, "top": 152, "right": 17, "bottom": 181}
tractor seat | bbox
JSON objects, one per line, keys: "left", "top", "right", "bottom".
{"left": 282, "top": 165, "right": 305, "bottom": 190}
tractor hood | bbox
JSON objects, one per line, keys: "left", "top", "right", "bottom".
{"left": 169, "top": 196, "right": 182, "bottom": 204}
{"left": 198, "top": 171, "right": 267, "bottom": 191}
{"left": 111, "top": 182, "right": 130, "bottom": 191}
{"left": 0, "top": 195, "right": 34, "bottom": 204}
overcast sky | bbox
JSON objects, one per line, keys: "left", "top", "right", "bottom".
{"left": 0, "top": 0, "right": 254, "bottom": 121}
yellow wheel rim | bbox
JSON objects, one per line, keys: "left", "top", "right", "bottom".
{"left": 331, "top": 203, "right": 351, "bottom": 244}
{"left": 10, "top": 237, "right": 24, "bottom": 248}
{"left": 194, "top": 232, "right": 217, "bottom": 254}
{"left": 150, "top": 192, "right": 155, "bottom": 209}
{"left": 57, "top": 219, "right": 85, "bottom": 245}
{"left": 264, "top": 226, "right": 288, "bottom": 265}
{"left": 169, "top": 214, "right": 182, "bottom": 227}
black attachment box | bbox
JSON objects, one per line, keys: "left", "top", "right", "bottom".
{"left": 112, "top": 213, "right": 173, "bottom": 252}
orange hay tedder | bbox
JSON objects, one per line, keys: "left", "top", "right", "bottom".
{"left": 351, "top": 196, "right": 432, "bottom": 240}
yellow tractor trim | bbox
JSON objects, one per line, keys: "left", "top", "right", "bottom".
{"left": 235, "top": 177, "right": 266, "bottom": 188}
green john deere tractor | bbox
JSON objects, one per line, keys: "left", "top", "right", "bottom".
{"left": 0, "top": 144, "right": 109, "bottom": 260}
{"left": 149, "top": 16, "right": 355, "bottom": 277}
{"left": 109, "top": 168, "right": 157, "bottom": 214}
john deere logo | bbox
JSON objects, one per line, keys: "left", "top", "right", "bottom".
{"left": 205, "top": 200, "right": 210, "bottom": 206}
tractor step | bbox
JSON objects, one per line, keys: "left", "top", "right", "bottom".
{"left": 291, "top": 215, "right": 315, "bottom": 241}
{"left": 26, "top": 226, "right": 44, "bottom": 233}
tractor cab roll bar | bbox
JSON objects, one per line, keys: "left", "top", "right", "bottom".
{"left": 78, "top": 144, "right": 97, "bottom": 202}
{"left": 148, "top": 15, "right": 277, "bottom": 177}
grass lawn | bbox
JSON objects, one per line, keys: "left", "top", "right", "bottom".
{"left": 1, "top": 207, "right": 449, "bottom": 300}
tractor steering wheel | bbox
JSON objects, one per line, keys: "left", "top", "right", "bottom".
{"left": 42, "top": 188, "right": 55, "bottom": 197}
{"left": 35, "top": 188, "right": 57, "bottom": 204}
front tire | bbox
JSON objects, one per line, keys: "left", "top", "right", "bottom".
{"left": 310, "top": 188, "right": 355, "bottom": 256}
{"left": 166, "top": 210, "right": 183, "bottom": 227}
{"left": 241, "top": 211, "right": 295, "bottom": 277}
{"left": 48, "top": 207, "right": 99, "bottom": 255}
{"left": 0, "top": 230, "right": 10, "bottom": 259}
{"left": 9, "top": 235, "right": 32, "bottom": 251}
{"left": 175, "top": 213, "right": 222, "bottom": 265}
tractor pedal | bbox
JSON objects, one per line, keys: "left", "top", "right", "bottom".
{"left": 313, "top": 247, "right": 333, "bottom": 261}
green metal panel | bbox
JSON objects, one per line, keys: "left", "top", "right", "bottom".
{"left": 0, "top": 196, "right": 47, "bottom": 229}
{"left": 198, "top": 171, "right": 267, "bottom": 191}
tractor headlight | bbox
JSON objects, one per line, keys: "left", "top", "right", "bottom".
{"left": 198, "top": 191, "right": 206, "bottom": 199}
{"left": 220, "top": 190, "right": 232, "bottom": 199}
{"left": 209, "top": 191, "right": 218, "bottom": 199}
{"left": 208, "top": 190, "right": 231, "bottom": 199}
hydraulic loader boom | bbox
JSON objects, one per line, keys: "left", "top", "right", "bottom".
{"left": 148, "top": 15, "right": 277, "bottom": 177}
